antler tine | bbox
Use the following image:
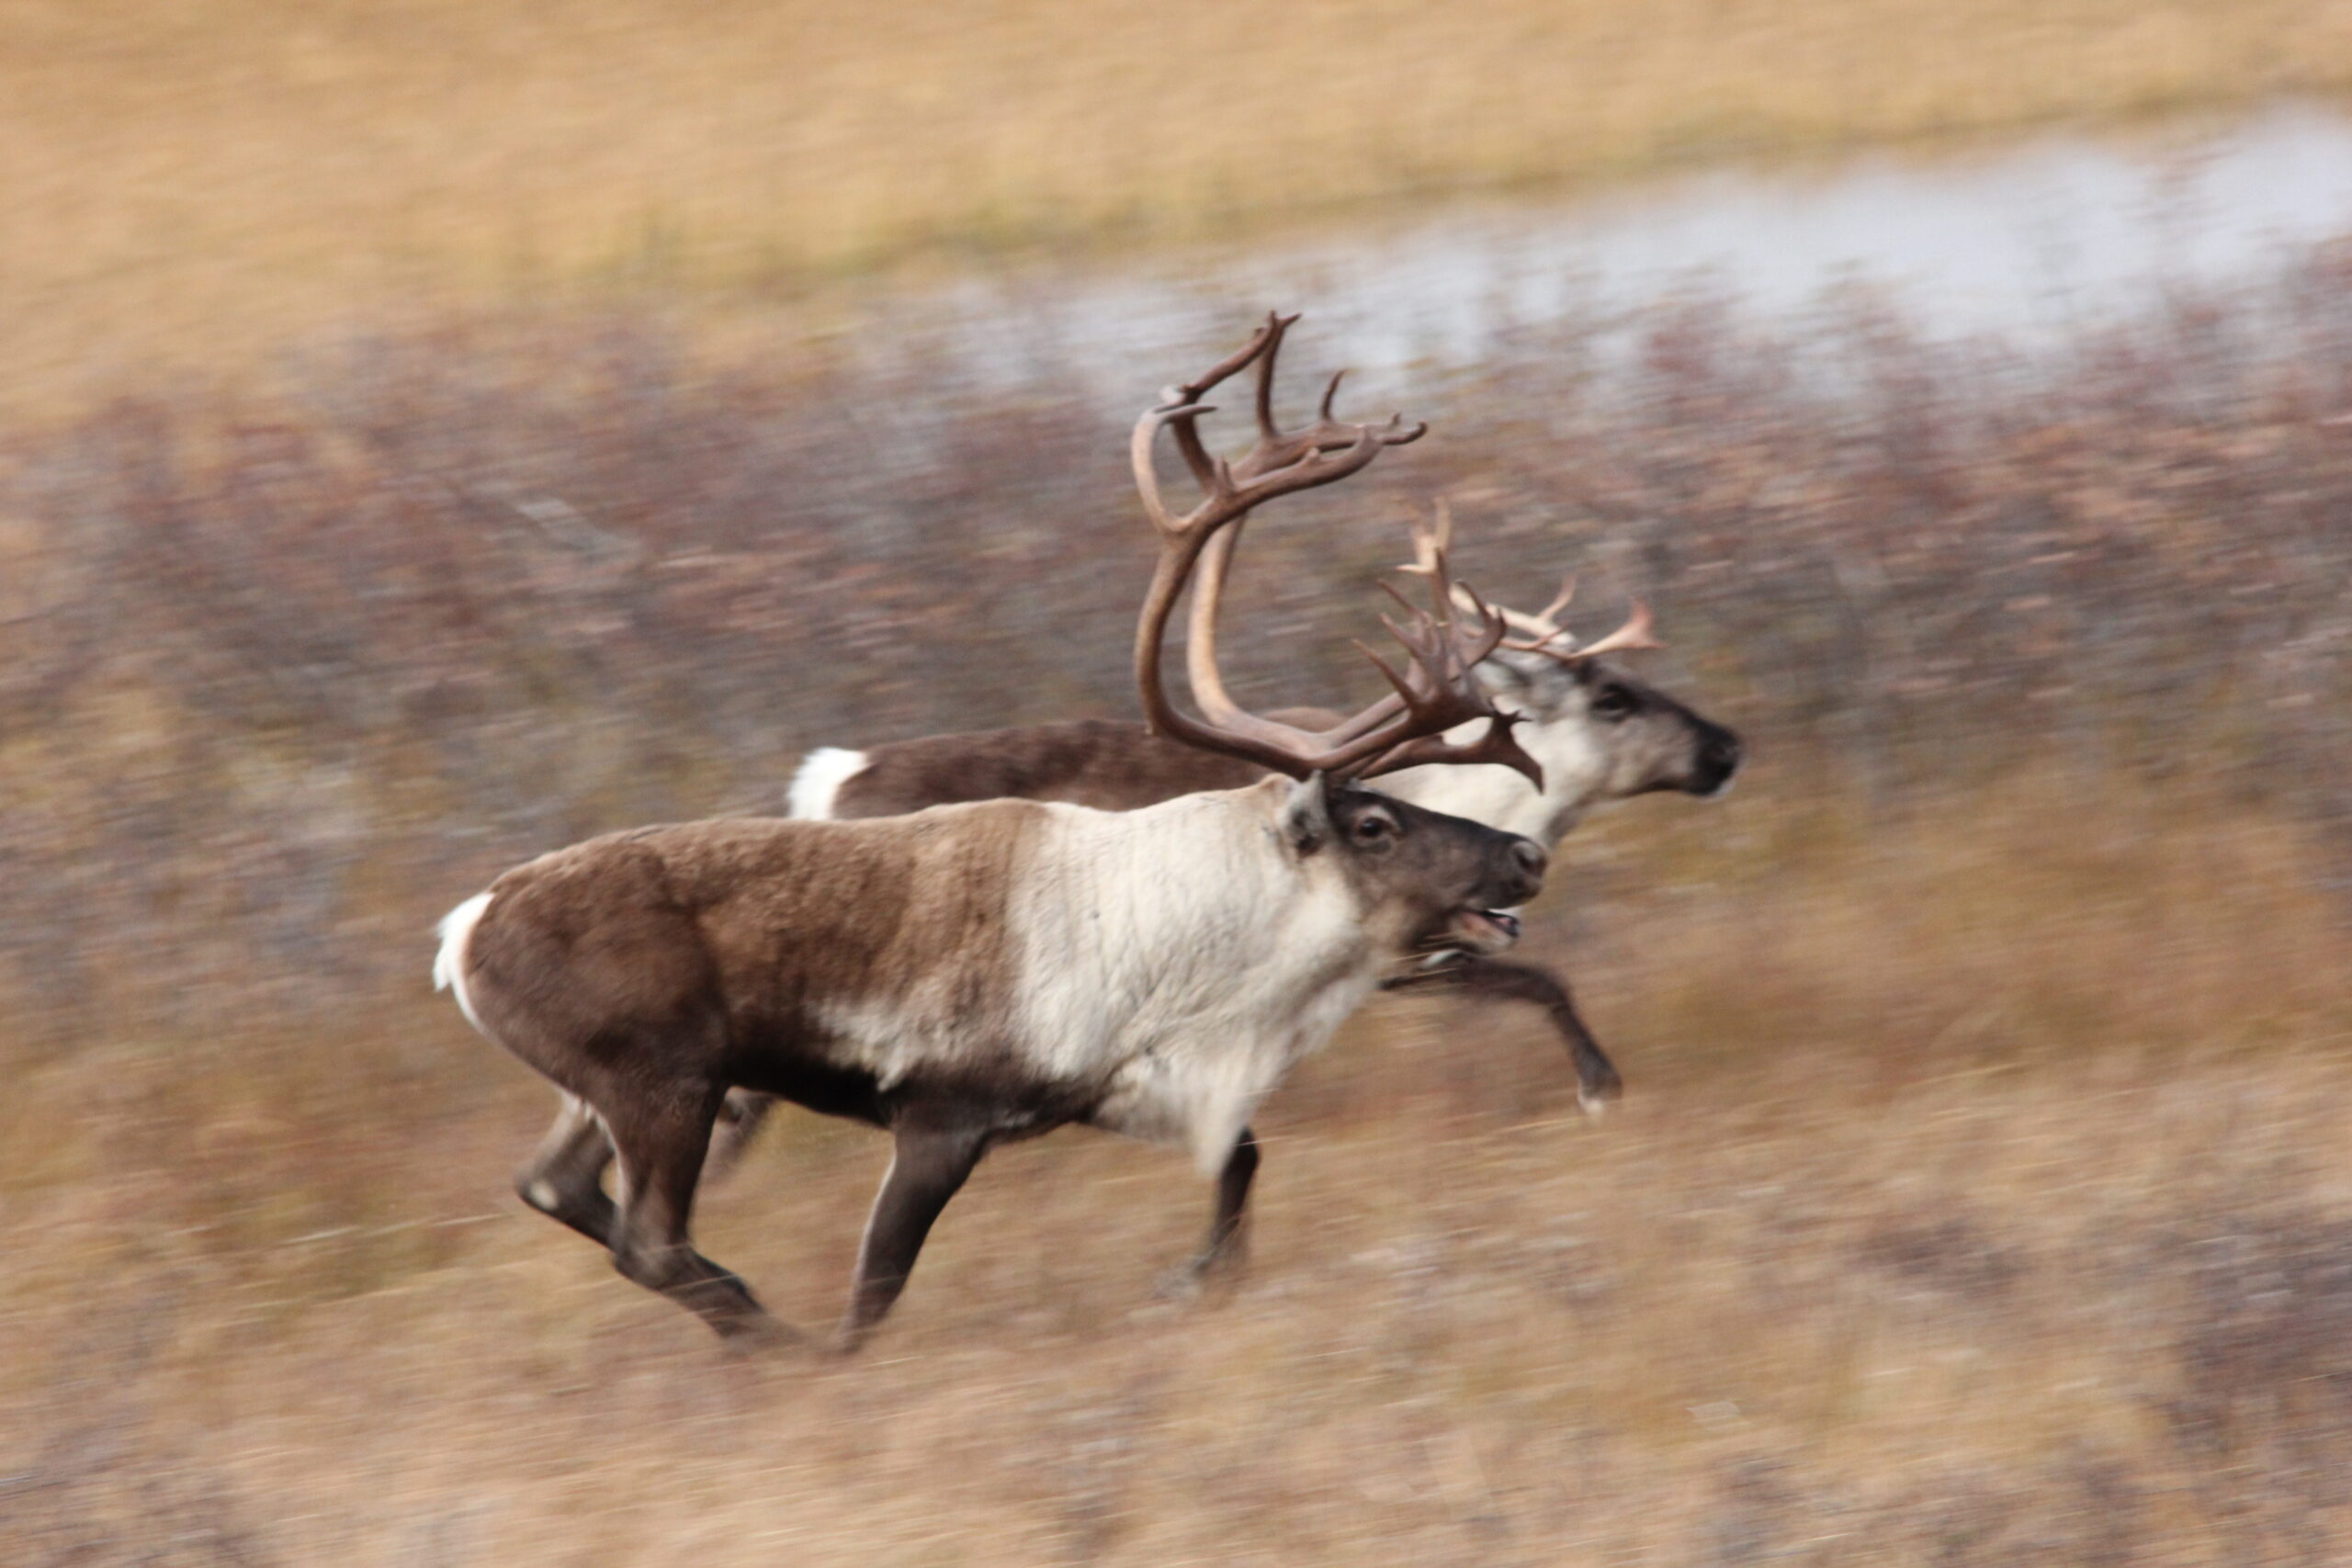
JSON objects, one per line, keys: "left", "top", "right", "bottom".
{"left": 1238, "top": 313, "right": 1425, "bottom": 469}
{"left": 1533, "top": 574, "right": 1577, "bottom": 626}
{"left": 1133, "top": 312, "right": 1405, "bottom": 551}
{"left": 1551, "top": 599, "right": 1662, "bottom": 661}
{"left": 1227, "top": 327, "right": 1425, "bottom": 485}
{"left": 1488, "top": 590, "right": 1662, "bottom": 663}
{"left": 1129, "top": 397, "right": 1213, "bottom": 540}
{"left": 1453, "top": 558, "right": 1663, "bottom": 665}
{"left": 1396, "top": 501, "right": 1453, "bottom": 580}
{"left": 1306, "top": 521, "right": 1517, "bottom": 755}
{"left": 1402, "top": 502, "right": 1566, "bottom": 667}
{"left": 1303, "top": 517, "right": 1486, "bottom": 751}
{"left": 1252, "top": 315, "right": 1289, "bottom": 442}
{"left": 1453, "top": 577, "right": 1570, "bottom": 648}
{"left": 1292, "top": 535, "right": 1529, "bottom": 780}
{"left": 1366, "top": 588, "right": 1536, "bottom": 774}
{"left": 1385, "top": 520, "right": 1511, "bottom": 677}
{"left": 1339, "top": 592, "right": 1544, "bottom": 786}
{"left": 1367, "top": 707, "right": 1544, "bottom": 781}
{"left": 1448, "top": 577, "right": 1512, "bottom": 667}
{"left": 1159, "top": 311, "right": 1294, "bottom": 495}
{"left": 1408, "top": 499, "right": 1657, "bottom": 664}
{"left": 1182, "top": 311, "right": 1295, "bottom": 403}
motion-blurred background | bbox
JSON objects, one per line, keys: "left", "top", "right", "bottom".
{"left": 7, "top": 5, "right": 2352, "bottom": 1562}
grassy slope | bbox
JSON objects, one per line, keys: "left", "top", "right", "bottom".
{"left": 6, "top": 0, "right": 2352, "bottom": 407}
{"left": 5, "top": 775, "right": 2350, "bottom": 1562}
{"left": 3, "top": 263, "right": 2349, "bottom": 1563}
{"left": 8, "top": 6, "right": 2352, "bottom": 1556}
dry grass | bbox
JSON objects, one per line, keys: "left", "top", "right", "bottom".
{"left": 8, "top": 0, "right": 2352, "bottom": 410}
{"left": 7, "top": 88, "right": 2352, "bottom": 1551}
{"left": 8, "top": 268, "right": 2349, "bottom": 1053}
{"left": 6, "top": 773, "right": 2351, "bottom": 1565}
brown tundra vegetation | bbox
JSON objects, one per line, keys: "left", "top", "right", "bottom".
{"left": 4, "top": 249, "right": 2352, "bottom": 1562}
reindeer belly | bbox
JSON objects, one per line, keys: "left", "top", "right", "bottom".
{"left": 729, "top": 1047, "right": 893, "bottom": 1127}
{"left": 1087, "top": 966, "right": 1382, "bottom": 1172}
{"left": 739, "top": 991, "right": 1116, "bottom": 1137}
{"left": 1088, "top": 1041, "right": 1289, "bottom": 1171}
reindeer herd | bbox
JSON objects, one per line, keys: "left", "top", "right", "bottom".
{"left": 435, "top": 313, "right": 1741, "bottom": 1349}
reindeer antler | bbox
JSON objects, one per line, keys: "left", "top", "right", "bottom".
{"left": 1399, "top": 503, "right": 1665, "bottom": 664}
{"left": 1132, "top": 317, "right": 1541, "bottom": 787}
{"left": 1174, "top": 313, "right": 1427, "bottom": 724}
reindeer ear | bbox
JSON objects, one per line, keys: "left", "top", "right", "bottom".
{"left": 1280, "top": 772, "right": 1332, "bottom": 857}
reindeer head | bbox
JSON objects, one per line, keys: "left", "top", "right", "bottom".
{"left": 1388, "top": 506, "right": 1742, "bottom": 842}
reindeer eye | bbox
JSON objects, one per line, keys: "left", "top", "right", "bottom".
{"left": 1351, "top": 812, "right": 1396, "bottom": 845}
{"left": 1590, "top": 685, "right": 1638, "bottom": 720}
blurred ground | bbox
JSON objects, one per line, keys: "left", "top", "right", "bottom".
{"left": 6, "top": 4, "right": 2352, "bottom": 1563}
{"left": 6, "top": 778, "right": 2352, "bottom": 1564}
{"left": 6, "top": 283, "right": 2351, "bottom": 1562}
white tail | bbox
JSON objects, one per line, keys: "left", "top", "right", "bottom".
{"left": 433, "top": 892, "right": 494, "bottom": 1034}
{"left": 786, "top": 747, "right": 870, "bottom": 820}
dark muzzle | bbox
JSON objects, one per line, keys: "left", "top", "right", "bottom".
{"left": 1498, "top": 835, "right": 1547, "bottom": 907}
{"left": 1690, "top": 723, "right": 1744, "bottom": 797}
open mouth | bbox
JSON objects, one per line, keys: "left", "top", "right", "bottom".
{"left": 1442, "top": 907, "right": 1522, "bottom": 953}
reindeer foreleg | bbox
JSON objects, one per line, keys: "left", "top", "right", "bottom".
{"left": 1384, "top": 954, "right": 1623, "bottom": 1111}
{"left": 835, "top": 1121, "right": 988, "bottom": 1352}
{"left": 1159, "top": 1125, "right": 1260, "bottom": 1299}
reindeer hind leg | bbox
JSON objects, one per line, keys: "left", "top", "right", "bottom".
{"left": 702, "top": 1089, "right": 780, "bottom": 1183}
{"left": 514, "top": 1092, "right": 617, "bottom": 1247}
{"left": 603, "top": 1077, "right": 795, "bottom": 1346}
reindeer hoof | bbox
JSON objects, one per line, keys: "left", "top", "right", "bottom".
{"left": 1155, "top": 1251, "right": 1246, "bottom": 1303}
{"left": 713, "top": 1313, "right": 806, "bottom": 1355}
{"left": 1153, "top": 1267, "right": 1206, "bottom": 1303}
{"left": 821, "top": 1326, "right": 880, "bottom": 1359}
{"left": 1577, "top": 1066, "right": 1624, "bottom": 1118}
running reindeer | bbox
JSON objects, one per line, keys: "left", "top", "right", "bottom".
{"left": 435, "top": 327, "right": 1552, "bottom": 1348}
{"left": 741, "top": 314, "right": 1739, "bottom": 1172}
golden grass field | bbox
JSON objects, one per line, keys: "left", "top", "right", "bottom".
{"left": 5, "top": 276, "right": 2351, "bottom": 1558}
{"left": 9, "top": 0, "right": 2352, "bottom": 410}
{"left": 7, "top": 772, "right": 2352, "bottom": 1563}
{"left": 9, "top": 3, "right": 2352, "bottom": 1560}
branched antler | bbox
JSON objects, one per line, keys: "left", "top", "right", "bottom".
{"left": 1400, "top": 503, "right": 1665, "bottom": 664}
{"left": 1131, "top": 317, "right": 1541, "bottom": 787}
{"left": 1175, "top": 313, "right": 1427, "bottom": 729}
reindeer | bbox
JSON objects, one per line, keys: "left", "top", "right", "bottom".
{"left": 739, "top": 316, "right": 1740, "bottom": 1171}
{"left": 435, "top": 326, "right": 1551, "bottom": 1348}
